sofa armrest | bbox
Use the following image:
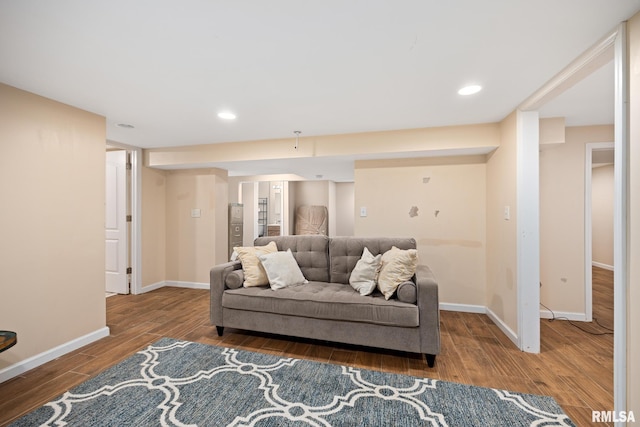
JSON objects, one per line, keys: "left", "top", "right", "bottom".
{"left": 414, "top": 264, "right": 441, "bottom": 355}
{"left": 210, "top": 260, "right": 242, "bottom": 326}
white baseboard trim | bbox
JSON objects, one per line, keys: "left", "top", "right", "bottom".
{"left": 440, "top": 303, "right": 519, "bottom": 348}
{"left": 139, "top": 281, "right": 166, "bottom": 294}
{"left": 138, "top": 281, "right": 210, "bottom": 294}
{"left": 0, "top": 327, "right": 110, "bottom": 384}
{"left": 164, "top": 281, "right": 210, "bottom": 290}
{"left": 592, "top": 261, "right": 614, "bottom": 271}
{"left": 439, "top": 303, "right": 486, "bottom": 314}
{"left": 485, "top": 307, "right": 519, "bottom": 347}
{"left": 539, "top": 309, "right": 587, "bottom": 321}
{"left": 443, "top": 304, "right": 586, "bottom": 344}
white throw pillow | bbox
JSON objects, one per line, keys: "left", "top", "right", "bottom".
{"left": 377, "top": 246, "right": 418, "bottom": 300}
{"left": 349, "top": 247, "right": 382, "bottom": 296}
{"left": 234, "top": 241, "right": 278, "bottom": 287}
{"left": 259, "top": 249, "right": 308, "bottom": 290}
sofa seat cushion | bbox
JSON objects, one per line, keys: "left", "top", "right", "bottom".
{"left": 222, "top": 281, "right": 419, "bottom": 327}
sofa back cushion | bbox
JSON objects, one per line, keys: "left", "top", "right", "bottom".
{"left": 329, "top": 237, "right": 417, "bottom": 284}
{"left": 254, "top": 235, "right": 330, "bottom": 282}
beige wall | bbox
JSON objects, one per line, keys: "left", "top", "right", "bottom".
{"left": 335, "top": 182, "right": 355, "bottom": 236}
{"left": 145, "top": 123, "right": 500, "bottom": 169}
{"left": 141, "top": 167, "right": 229, "bottom": 286}
{"left": 485, "top": 111, "right": 518, "bottom": 333}
{"left": 539, "top": 126, "right": 614, "bottom": 315}
{"left": 591, "top": 164, "right": 614, "bottom": 268}
{"left": 354, "top": 156, "right": 487, "bottom": 307}
{"left": 291, "top": 180, "right": 330, "bottom": 209}
{"left": 164, "top": 169, "right": 228, "bottom": 284}
{"left": 539, "top": 117, "right": 566, "bottom": 145}
{"left": 0, "top": 83, "right": 106, "bottom": 367}
{"left": 627, "top": 10, "right": 640, "bottom": 417}
{"left": 141, "top": 166, "right": 167, "bottom": 287}
{"left": 241, "top": 182, "right": 258, "bottom": 245}
{"left": 328, "top": 181, "right": 337, "bottom": 236}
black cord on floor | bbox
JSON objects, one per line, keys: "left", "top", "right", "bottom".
{"left": 540, "top": 302, "right": 613, "bottom": 335}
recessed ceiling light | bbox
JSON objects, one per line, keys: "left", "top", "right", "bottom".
{"left": 457, "top": 85, "right": 482, "bottom": 96}
{"left": 116, "top": 123, "right": 135, "bottom": 129}
{"left": 217, "top": 111, "right": 237, "bottom": 120}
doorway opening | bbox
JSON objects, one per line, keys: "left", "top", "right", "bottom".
{"left": 522, "top": 23, "right": 626, "bottom": 415}
{"left": 585, "top": 143, "right": 615, "bottom": 327}
{"left": 238, "top": 180, "right": 288, "bottom": 246}
{"left": 105, "top": 142, "right": 142, "bottom": 295}
{"left": 105, "top": 148, "right": 129, "bottom": 295}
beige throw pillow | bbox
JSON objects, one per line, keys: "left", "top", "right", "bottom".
{"left": 259, "top": 249, "right": 308, "bottom": 290}
{"left": 377, "top": 246, "right": 418, "bottom": 300}
{"left": 234, "top": 241, "right": 278, "bottom": 287}
{"left": 349, "top": 247, "right": 382, "bottom": 296}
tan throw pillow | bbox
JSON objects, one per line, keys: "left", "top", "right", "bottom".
{"left": 258, "top": 249, "right": 308, "bottom": 290}
{"left": 349, "top": 247, "right": 382, "bottom": 296}
{"left": 234, "top": 241, "right": 278, "bottom": 287}
{"left": 377, "top": 246, "right": 418, "bottom": 300}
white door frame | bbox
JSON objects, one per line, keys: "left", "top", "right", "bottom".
{"left": 584, "top": 142, "right": 615, "bottom": 323}
{"left": 518, "top": 23, "right": 627, "bottom": 422}
{"left": 516, "top": 110, "right": 540, "bottom": 353}
{"left": 612, "top": 23, "right": 628, "bottom": 424}
{"left": 106, "top": 141, "right": 143, "bottom": 295}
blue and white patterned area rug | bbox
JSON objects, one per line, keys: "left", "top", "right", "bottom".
{"left": 11, "top": 338, "right": 575, "bottom": 426}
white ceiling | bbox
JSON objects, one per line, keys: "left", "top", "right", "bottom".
{"left": 538, "top": 59, "right": 615, "bottom": 125}
{"left": 1, "top": 1, "right": 638, "bottom": 180}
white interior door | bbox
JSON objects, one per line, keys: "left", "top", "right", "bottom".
{"left": 105, "top": 150, "right": 128, "bottom": 294}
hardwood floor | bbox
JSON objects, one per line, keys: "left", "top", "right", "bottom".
{"left": 0, "top": 267, "right": 614, "bottom": 426}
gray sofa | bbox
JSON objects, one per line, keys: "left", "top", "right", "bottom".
{"left": 210, "top": 235, "right": 441, "bottom": 367}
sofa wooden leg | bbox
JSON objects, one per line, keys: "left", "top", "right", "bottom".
{"left": 425, "top": 354, "right": 436, "bottom": 368}
{"left": 216, "top": 326, "right": 224, "bottom": 337}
